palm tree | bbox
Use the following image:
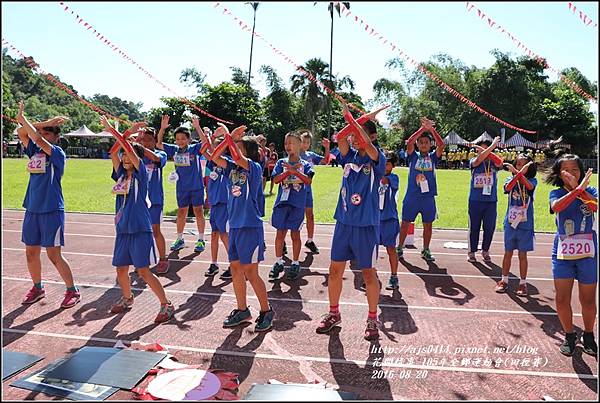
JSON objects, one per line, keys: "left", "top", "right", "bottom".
{"left": 246, "top": 2, "right": 260, "bottom": 87}
{"left": 290, "top": 58, "right": 330, "bottom": 136}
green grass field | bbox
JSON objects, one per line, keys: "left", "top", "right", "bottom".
{"left": 2, "top": 157, "right": 596, "bottom": 232}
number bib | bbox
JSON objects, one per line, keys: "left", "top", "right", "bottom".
{"left": 112, "top": 176, "right": 131, "bottom": 195}
{"left": 473, "top": 173, "right": 493, "bottom": 189}
{"left": 557, "top": 234, "right": 596, "bottom": 260}
{"left": 508, "top": 205, "right": 527, "bottom": 228}
{"left": 174, "top": 152, "right": 191, "bottom": 167}
{"left": 27, "top": 153, "right": 46, "bottom": 174}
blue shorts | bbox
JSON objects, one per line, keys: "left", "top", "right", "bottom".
{"left": 402, "top": 196, "right": 436, "bottom": 223}
{"left": 331, "top": 222, "right": 378, "bottom": 269}
{"left": 112, "top": 232, "right": 157, "bottom": 269}
{"left": 21, "top": 210, "right": 65, "bottom": 248}
{"left": 552, "top": 256, "right": 598, "bottom": 284}
{"left": 149, "top": 205, "right": 163, "bottom": 226}
{"left": 504, "top": 226, "right": 534, "bottom": 252}
{"left": 228, "top": 227, "right": 265, "bottom": 264}
{"left": 271, "top": 204, "right": 304, "bottom": 231}
{"left": 305, "top": 187, "right": 314, "bottom": 209}
{"left": 176, "top": 188, "right": 204, "bottom": 208}
{"left": 210, "top": 203, "right": 229, "bottom": 233}
{"left": 380, "top": 219, "right": 400, "bottom": 247}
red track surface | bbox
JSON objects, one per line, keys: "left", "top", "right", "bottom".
{"left": 2, "top": 209, "right": 598, "bottom": 400}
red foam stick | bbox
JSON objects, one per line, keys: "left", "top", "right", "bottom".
{"left": 199, "top": 142, "right": 210, "bottom": 155}
{"left": 505, "top": 171, "right": 523, "bottom": 192}
{"left": 552, "top": 187, "right": 584, "bottom": 213}
{"left": 336, "top": 113, "right": 372, "bottom": 140}
{"left": 211, "top": 139, "right": 229, "bottom": 159}
{"left": 342, "top": 110, "right": 366, "bottom": 147}
{"left": 487, "top": 151, "right": 503, "bottom": 165}
{"left": 225, "top": 133, "right": 241, "bottom": 160}
{"left": 578, "top": 192, "right": 598, "bottom": 212}
{"left": 109, "top": 131, "right": 133, "bottom": 153}
{"left": 106, "top": 126, "right": 133, "bottom": 154}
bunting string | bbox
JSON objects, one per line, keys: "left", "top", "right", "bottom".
{"left": 334, "top": 1, "right": 539, "bottom": 134}
{"left": 567, "top": 2, "right": 598, "bottom": 29}
{"left": 466, "top": 2, "right": 597, "bottom": 104}
{"left": 58, "top": 2, "right": 234, "bottom": 125}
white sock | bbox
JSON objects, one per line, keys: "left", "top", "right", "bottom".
{"left": 212, "top": 261, "right": 218, "bottom": 265}
{"left": 502, "top": 275, "right": 509, "bottom": 283}
{"left": 292, "top": 261, "right": 299, "bottom": 265}
{"left": 276, "top": 256, "right": 283, "bottom": 264}
{"left": 519, "top": 279, "right": 527, "bottom": 285}
{"left": 177, "top": 233, "right": 184, "bottom": 241}
{"left": 307, "top": 238, "right": 313, "bottom": 243}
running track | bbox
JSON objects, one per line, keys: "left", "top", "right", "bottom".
{"left": 2, "top": 209, "right": 597, "bottom": 400}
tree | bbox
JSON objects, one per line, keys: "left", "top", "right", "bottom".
{"left": 290, "top": 58, "right": 330, "bottom": 136}
{"left": 180, "top": 67, "right": 207, "bottom": 94}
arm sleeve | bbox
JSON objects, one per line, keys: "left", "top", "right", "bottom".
{"left": 48, "top": 145, "right": 66, "bottom": 169}
{"left": 389, "top": 174, "right": 399, "bottom": 191}
{"left": 272, "top": 159, "right": 283, "bottom": 177}
{"left": 24, "top": 141, "right": 36, "bottom": 158}
{"left": 373, "top": 149, "right": 386, "bottom": 176}
{"left": 157, "top": 150, "right": 168, "bottom": 168}
{"left": 162, "top": 143, "right": 177, "bottom": 158}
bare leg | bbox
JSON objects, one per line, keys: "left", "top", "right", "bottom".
{"left": 46, "top": 247, "right": 75, "bottom": 288}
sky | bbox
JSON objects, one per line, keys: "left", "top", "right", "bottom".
{"left": 2, "top": 1, "right": 598, "bottom": 127}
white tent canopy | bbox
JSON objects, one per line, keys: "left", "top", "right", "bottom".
{"left": 471, "top": 131, "right": 494, "bottom": 144}
{"left": 504, "top": 132, "right": 536, "bottom": 148}
{"left": 63, "top": 125, "right": 113, "bottom": 138}
{"left": 443, "top": 131, "right": 469, "bottom": 146}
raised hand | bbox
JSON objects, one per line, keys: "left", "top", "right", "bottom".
{"left": 365, "top": 104, "right": 390, "bottom": 122}
{"left": 100, "top": 115, "right": 112, "bottom": 130}
{"left": 191, "top": 116, "right": 201, "bottom": 129}
{"left": 49, "top": 116, "right": 70, "bottom": 126}
{"left": 492, "top": 136, "right": 500, "bottom": 146}
{"left": 231, "top": 125, "right": 247, "bottom": 141}
{"left": 322, "top": 138, "right": 330, "bottom": 148}
{"left": 16, "top": 101, "right": 25, "bottom": 123}
{"left": 420, "top": 117, "right": 436, "bottom": 131}
{"left": 560, "top": 170, "right": 578, "bottom": 190}
{"left": 504, "top": 162, "right": 517, "bottom": 174}
{"left": 160, "top": 115, "right": 170, "bottom": 131}
{"left": 577, "top": 168, "right": 594, "bottom": 191}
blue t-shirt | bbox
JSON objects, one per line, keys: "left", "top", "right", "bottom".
{"left": 405, "top": 150, "right": 439, "bottom": 198}
{"left": 163, "top": 143, "right": 204, "bottom": 192}
{"left": 22, "top": 141, "right": 66, "bottom": 213}
{"left": 223, "top": 157, "right": 263, "bottom": 229}
{"left": 469, "top": 157, "right": 499, "bottom": 202}
{"left": 272, "top": 158, "right": 314, "bottom": 209}
{"left": 334, "top": 148, "right": 386, "bottom": 226}
{"left": 549, "top": 186, "right": 598, "bottom": 256}
{"left": 143, "top": 150, "right": 167, "bottom": 206}
{"left": 300, "top": 151, "right": 324, "bottom": 167}
{"left": 206, "top": 160, "right": 229, "bottom": 206}
{"left": 503, "top": 177, "right": 536, "bottom": 230}
{"left": 379, "top": 173, "right": 400, "bottom": 221}
{"left": 113, "top": 162, "right": 152, "bottom": 235}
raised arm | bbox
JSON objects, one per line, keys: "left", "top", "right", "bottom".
{"left": 156, "top": 115, "right": 170, "bottom": 150}
{"left": 405, "top": 125, "right": 426, "bottom": 156}
{"left": 472, "top": 137, "right": 500, "bottom": 168}
{"left": 473, "top": 144, "right": 503, "bottom": 167}
{"left": 15, "top": 101, "right": 54, "bottom": 155}
{"left": 342, "top": 104, "right": 379, "bottom": 161}
{"left": 101, "top": 116, "right": 140, "bottom": 171}
{"left": 320, "top": 138, "right": 331, "bottom": 165}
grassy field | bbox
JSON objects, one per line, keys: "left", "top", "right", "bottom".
{"left": 2, "top": 157, "right": 596, "bottom": 232}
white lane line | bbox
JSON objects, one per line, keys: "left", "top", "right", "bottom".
{"left": 2, "top": 328, "right": 595, "bottom": 380}
{"left": 0, "top": 230, "right": 553, "bottom": 259}
{"left": 2, "top": 247, "right": 556, "bottom": 281}
{"left": 2, "top": 276, "right": 574, "bottom": 316}
{"left": 1, "top": 212, "right": 557, "bottom": 242}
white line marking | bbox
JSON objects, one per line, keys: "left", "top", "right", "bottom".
{"left": 2, "top": 276, "right": 575, "bottom": 317}
{"left": 2, "top": 328, "right": 595, "bottom": 380}
{"left": 2, "top": 247, "right": 556, "bottom": 281}
{"left": 1, "top": 229, "right": 553, "bottom": 259}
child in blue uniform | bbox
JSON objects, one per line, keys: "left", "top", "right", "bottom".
{"left": 137, "top": 126, "right": 169, "bottom": 274}
{"left": 495, "top": 155, "right": 536, "bottom": 295}
{"left": 316, "top": 105, "right": 385, "bottom": 341}
{"left": 15, "top": 102, "right": 81, "bottom": 309}
{"left": 379, "top": 151, "right": 401, "bottom": 290}
{"left": 299, "top": 131, "right": 330, "bottom": 254}
{"left": 211, "top": 124, "right": 274, "bottom": 332}
{"left": 157, "top": 115, "right": 206, "bottom": 253}
{"left": 546, "top": 153, "right": 597, "bottom": 356}
{"left": 467, "top": 137, "right": 503, "bottom": 263}
{"left": 397, "top": 117, "right": 445, "bottom": 261}
{"left": 204, "top": 133, "right": 232, "bottom": 281}
{"left": 103, "top": 117, "right": 174, "bottom": 324}
{"left": 270, "top": 131, "right": 314, "bottom": 281}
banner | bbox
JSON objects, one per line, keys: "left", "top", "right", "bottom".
{"left": 568, "top": 2, "right": 598, "bottom": 29}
